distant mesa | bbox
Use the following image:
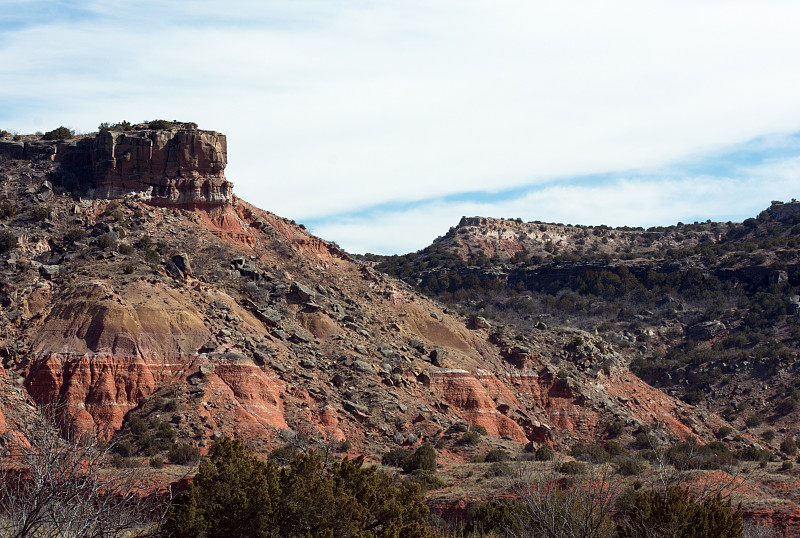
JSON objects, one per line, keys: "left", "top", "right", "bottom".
{"left": 0, "top": 121, "right": 233, "bottom": 208}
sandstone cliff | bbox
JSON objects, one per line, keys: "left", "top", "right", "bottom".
{"left": 0, "top": 123, "right": 232, "bottom": 207}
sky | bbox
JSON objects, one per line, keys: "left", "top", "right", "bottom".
{"left": 1, "top": 1, "right": 799, "bottom": 254}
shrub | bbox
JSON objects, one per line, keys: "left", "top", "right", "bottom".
{"left": 604, "top": 440, "right": 625, "bottom": 457}
{"left": 115, "top": 440, "right": 133, "bottom": 458}
{"left": 634, "top": 432, "right": 651, "bottom": 449}
{"left": 484, "top": 449, "right": 509, "bottom": 463}
{"left": 32, "top": 206, "right": 51, "bottom": 221}
{"left": 571, "top": 443, "right": 609, "bottom": 463}
{"left": 558, "top": 461, "right": 586, "bottom": 475}
{"left": 780, "top": 438, "right": 798, "bottom": 455}
{"left": 535, "top": 444, "right": 554, "bottom": 461}
{"left": 147, "top": 119, "right": 173, "bottom": 130}
{"left": 763, "top": 430, "right": 776, "bottom": 443}
{"left": 129, "top": 417, "right": 147, "bottom": 437}
{"left": 338, "top": 440, "right": 352, "bottom": 452}
{"left": 402, "top": 443, "right": 437, "bottom": 473}
{"left": 466, "top": 500, "right": 523, "bottom": 536}
{"left": 0, "top": 231, "right": 17, "bottom": 253}
{"left": 382, "top": 447, "right": 412, "bottom": 468}
{"left": 459, "top": 431, "right": 481, "bottom": 445}
{"left": 607, "top": 420, "right": 625, "bottom": 437}
{"left": 63, "top": 228, "right": 87, "bottom": 244}
{"left": 150, "top": 456, "right": 164, "bottom": 469}
{"left": 123, "top": 264, "right": 135, "bottom": 275}
{"left": 470, "top": 424, "right": 488, "bottom": 436}
{"left": 167, "top": 443, "right": 200, "bottom": 464}
{"left": 0, "top": 202, "right": 18, "bottom": 218}
{"left": 744, "top": 414, "right": 764, "bottom": 428}
{"left": 715, "top": 426, "right": 733, "bottom": 439}
{"left": 617, "top": 486, "right": 742, "bottom": 537}
{"left": 96, "top": 234, "right": 115, "bottom": 250}
{"left": 161, "top": 437, "right": 437, "bottom": 538}
{"left": 485, "top": 461, "right": 514, "bottom": 478}
{"left": 782, "top": 461, "right": 793, "bottom": 471}
{"left": 406, "top": 469, "right": 447, "bottom": 492}
{"left": 269, "top": 446, "right": 297, "bottom": 466}
{"left": 118, "top": 243, "right": 133, "bottom": 255}
{"left": 42, "top": 126, "right": 74, "bottom": 140}
{"left": 615, "top": 456, "right": 643, "bottom": 476}
{"left": 98, "top": 121, "right": 132, "bottom": 132}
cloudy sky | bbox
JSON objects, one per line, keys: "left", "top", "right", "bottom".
{"left": 2, "top": 1, "right": 799, "bottom": 254}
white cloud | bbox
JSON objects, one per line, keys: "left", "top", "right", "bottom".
{"left": 2, "top": 1, "right": 800, "bottom": 252}
{"left": 311, "top": 157, "right": 800, "bottom": 254}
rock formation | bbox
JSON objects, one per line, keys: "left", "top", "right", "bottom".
{"left": 89, "top": 127, "right": 231, "bottom": 206}
{"left": 0, "top": 122, "right": 233, "bottom": 207}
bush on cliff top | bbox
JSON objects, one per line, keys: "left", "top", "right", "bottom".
{"left": 42, "top": 126, "right": 74, "bottom": 140}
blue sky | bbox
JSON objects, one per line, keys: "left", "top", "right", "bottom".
{"left": 2, "top": 1, "right": 799, "bottom": 254}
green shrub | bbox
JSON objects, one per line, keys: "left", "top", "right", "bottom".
{"left": 147, "top": 119, "right": 173, "bottom": 130}
{"left": 98, "top": 121, "right": 132, "bottom": 132}
{"left": 42, "top": 126, "right": 74, "bottom": 140}
{"left": 466, "top": 500, "right": 523, "bottom": 536}
{"left": 63, "top": 228, "right": 87, "bottom": 244}
{"left": 470, "top": 424, "right": 488, "bottom": 436}
{"left": 269, "top": 446, "right": 297, "bottom": 466}
{"left": 558, "top": 461, "right": 586, "bottom": 475}
{"left": 115, "top": 440, "right": 133, "bottom": 458}
{"left": 381, "top": 447, "right": 412, "bottom": 468}
{"left": 459, "top": 431, "right": 481, "bottom": 445}
{"left": 617, "top": 486, "right": 742, "bottom": 537}
{"left": 406, "top": 469, "right": 447, "bottom": 492}
{"left": 763, "top": 430, "right": 776, "bottom": 443}
{"left": 607, "top": 420, "right": 625, "bottom": 437}
{"left": 484, "top": 449, "right": 509, "bottom": 463}
{"left": 535, "top": 444, "right": 554, "bottom": 461}
{"left": 781, "top": 461, "right": 793, "bottom": 471}
{"left": 123, "top": 264, "right": 135, "bottom": 275}
{"left": 485, "top": 461, "right": 514, "bottom": 478}
{"left": 168, "top": 443, "right": 200, "bottom": 465}
{"left": 615, "top": 456, "right": 643, "bottom": 476}
{"left": 118, "top": 243, "right": 133, "bottom": 255}
{"left": 402, "top": 443, "right": 437, "bottom": 473}
{"left": 780, "top": 438, "right": 798, "bottom": 455}
{"left": 338, "top": 440, "right": 352, "bottom": 452}
{"left": 634, "top": 432, "right": 651, "bottom": 449}
{"left": 0, "top": 202, "right": 18, "bottom": 219}
{"left": 0, "top": 231, "right": 17, "bottom": 253}
{"left": 571, "top": 443, "right": 609, "bottom": 463}
{"left": 715, "top": 426, "right": 733, "bottom": 439}
{"left": 32, "top": 206, "right": 51, "bottom": 221}
{"left": 130, "top": 417, "right": 147, "bottom": 437}
{"left": 744, "top": 414, "right": 764, "bottom": 428}
{"left": 160, "top": 437, "right": 437, "bottom": 538}
{"left": 604, "top": 440, "right": 625, "bottom": 457}
{"left": 150, "top": 456, "right": 164, "bottom": 469}
{"left": 96, "top": 234, "right": 115, "bottom": 250}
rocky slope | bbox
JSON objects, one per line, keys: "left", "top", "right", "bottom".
{"left": 0, "top": 124, "right": 796, "bottom": 534}
{"left": 0, "top": 124, "right": 728, "bottom": 456}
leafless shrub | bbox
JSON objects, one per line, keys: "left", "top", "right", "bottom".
{"left": 0, "top": 404, "right": 163, "bottom": 537}
{"left": 507, "top": 458, "right": 618, "bottom": 538}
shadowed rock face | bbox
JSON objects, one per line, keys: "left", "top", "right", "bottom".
{"left": 90, "top": 129, "right": 232, "bottom": 206}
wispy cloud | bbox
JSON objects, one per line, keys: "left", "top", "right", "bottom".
{"left": 2, "top": 1, "right": 800, "bottom": 253}
{"left": 308, "top": 144, "right": 800, "bottom": 254}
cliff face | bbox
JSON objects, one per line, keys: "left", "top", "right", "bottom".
{"left": 90, "top": 129, "right": 231, "bottom": 207}
{"left": 0, "top": 125, "right": 233, "bottom": 207}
